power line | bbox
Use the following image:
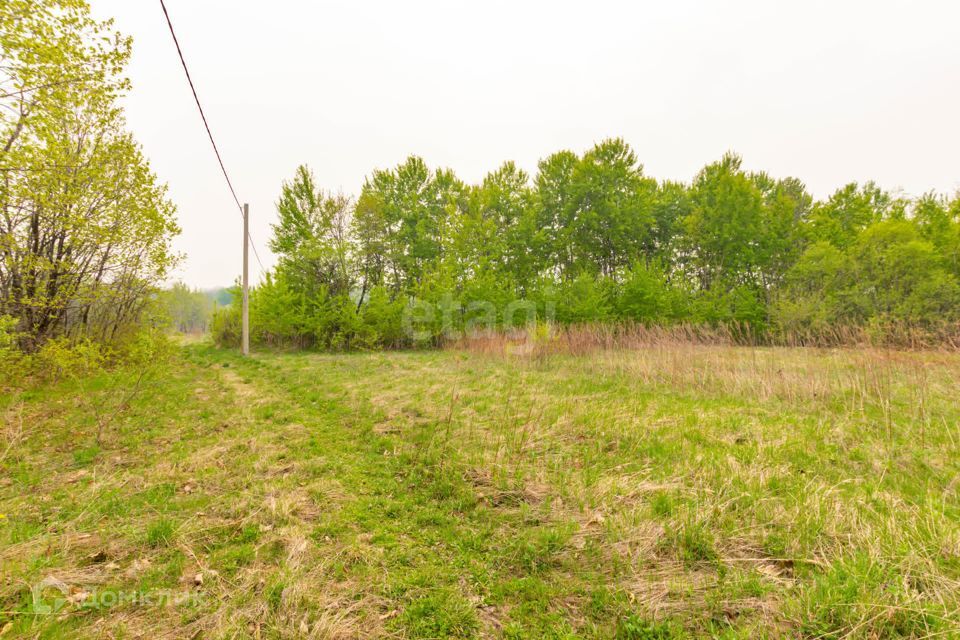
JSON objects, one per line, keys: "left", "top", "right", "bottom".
{"left": 158, "top": 0, "right": 266, "bottom": 274}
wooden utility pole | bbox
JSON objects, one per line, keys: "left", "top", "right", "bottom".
{"left": 242, "top": 203, "right": 250, "bottom": 356}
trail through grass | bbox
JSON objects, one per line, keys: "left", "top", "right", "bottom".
{"left": 1, "top": 344, "right": 959, "bottom": 638}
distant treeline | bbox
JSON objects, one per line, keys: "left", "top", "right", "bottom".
{"left": 158, "top": 284, "right": 231, "bottom": 334}
{"left": 214, "top": 141, "right": 960, "bottom": 349}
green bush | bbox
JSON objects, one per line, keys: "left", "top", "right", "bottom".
{"left": 211, "top": 306, "right": 241, "bottom": 348}
{"left": 32, "top": 338, "right": 108, "bottom": 383}
{"left": 615, "top": 263, "right": 688, "bottom": 324}
{"left": 361, "top": 286, "right": 406, "bottom": 347}
{"left": 0, "top": 315, "right": 22, "bottom": 385}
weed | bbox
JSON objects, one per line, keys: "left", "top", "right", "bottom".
{"left": 2, "top": 342, "right": 959, "bottom": 637}
{"left": 146, "top": 518, "right": 176, "bottom": 547}
{"left": 398, "top": 590, "right": 479, "bottom": 638}
{"left": 616, "top": 616, "right": 687, "bottom": 639}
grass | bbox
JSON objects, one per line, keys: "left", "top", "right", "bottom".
{"left": 0, "top": 341, "right": 959, "bottom": 638}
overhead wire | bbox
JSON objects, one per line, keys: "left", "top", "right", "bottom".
{"left": 158, "top": 0, "right": 266, "bottom": 275}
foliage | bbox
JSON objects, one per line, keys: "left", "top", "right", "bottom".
{"left": 774, "top": 221, "right": 960, "bottom": 332}
{"left": 234, "top": 144, "right": 959, "bottom": 350}
{"left": 0, "top": 0, "right": 179, "bottom": 355}
{"left": 0, "top": 314, "right": 21, "bottom": 381}
{"left": 30, "top": 336, "right": 107, "bottom": 383}
{"left": 157, "top": 283, "right": 215, "bottom": 333}
{"left": 0, "top": 321, "right": 173, "bottom": 390}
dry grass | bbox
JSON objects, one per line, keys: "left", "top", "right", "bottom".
{"left": 2, "top": 341, "right": 959, "bottom": 638}
{"left": 452, "top": 321, "right": 960, "bottom": 354}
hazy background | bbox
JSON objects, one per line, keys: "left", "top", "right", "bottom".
{"left": 88, "top": 0, "right": 960, "bottom": 289}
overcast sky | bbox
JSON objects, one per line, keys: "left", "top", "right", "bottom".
{"left": 89, "top": 0, "right": 960, "bottom": 289}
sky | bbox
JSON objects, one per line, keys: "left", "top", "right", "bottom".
{"left": 88, "top": 0, "right": 960, "bottom": 289}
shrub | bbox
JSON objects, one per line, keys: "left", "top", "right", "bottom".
{"left": 360, "top": 286, "right": 406, "bottom": 348}
{"left": 211, "top": 306, "right": 241, "bottom": 348}
{"left": 0, "top": 315, "right": 22, "bottom": 386}
{"left": 32, "top": 338, "right": 108, "bottom": 383}
{"left": 615, "top": 263, "right": 689, "bottom": 324}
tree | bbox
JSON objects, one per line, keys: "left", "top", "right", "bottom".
{"left": 270, "top": 165, "right": 353, "bottom": 300}
{"left": 565, "top": 138, "right": 657, "bottom": 277}
{"left": 806, "top": 182, "right": 904, "bottom": 249}
{"left": 649, "top": 180, "right": 690, "bottom": 261}
{"left": 1, "top": 0, "right": 179, "bottom": 350}
{"left": 752, "top": 173, "right": 811, "bottom": 289}
{"left": 682, "top": 153, "right": 767, "bottom": 291}
{"left": 774, "top": 241, "right": 861, "bottom": 331}
{"left": 532, "top": 140, "right": 657, "bottom": 280}
{"left": 615, "top": 262, "right": 686, "bottom": 324}
{"left": 454, "top": 161, "right": 535, "bottom": 290}
{"left": 257, "top": 143, "right": 960, "bottom": 349}
{"left": 554, "top": 272, "right": 612, "bottom": 324}
{"left": 158, "top": 283, "right": 213, "bottom": 333}
{"left": 913, "top": 192, "right": 960, "bottom": 278}
{"left": 533, "top": 149, "right": 578, "bottom": 278}
{"left": 850, "top": 220, "right": 960, "bottom": 322}
{"left": 352, "top": 157, "right": 467, "bottom": 296}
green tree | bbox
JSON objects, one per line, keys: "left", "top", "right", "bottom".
{"left": 352, "top": 157, "right": 467, "bottom": 296}
{"left": 615, "top": 262, "right": 686, "bottom": 324}
{"left": 532, "top": 149, "right": 578, "bottom": 277}
{"left": 650, "top": 180, "right": 691, "bottom": 260}
{"left": 774, "top": 241, "right": 861, "bottom": 331}
{"left": 752, "top": 173, "right": 811, "bottom": 289}
{"left": 806, "top": 182, "right": 904, "bottom": 248}
{"left": 271, "top": 165, "right": 353, "bottom": 300}
{"left": 555, "top": 273, "right": 612, "bottom": 324}
{"left": 1, "top": 0, "right": 179, "bottom": 350}
{"left": 532, "top": 140, "right": 657, "bottom": 280}
{"left": 850, "top": 220, "right": 960, "bottom": 322}
{"left": 470, "top": 161, "right": 536, "bottom": 287}
{"left": 682, "top": 153, "right": 767, "bottom": 291}
{"left": 158, "top": 283, "right": 214, "bottom": 333}
{"left": 913, "top": 192, "right": 960, "bottom": 277}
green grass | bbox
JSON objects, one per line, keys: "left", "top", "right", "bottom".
{"left": 1, "top": 342, "right": 959, "bottom": 638}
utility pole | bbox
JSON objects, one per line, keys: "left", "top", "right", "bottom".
{"left": 242, "top": 203, "right": 250, "bottom": 356}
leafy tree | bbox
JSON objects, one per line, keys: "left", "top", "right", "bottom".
{"left": 650, "top": 180, "right": 691, "bottom": 259}
{"left": 752, "top": 173, "right": 811, "bottom": 289}
{"left": 682, "top": 153, "right": 767, "bottom": 291}
{"left": 774, "top": 242, "right": 861, "bottom": 331}
{"left": 615, "top": 262, "right": 687, "bottom": 324}
{"left": 806, "top": 182, "right": 905, "bottom": 248}
{"left": 850, "top": 220, "right": 960, "bottom": 322}
{"left": 158, "top": 283, "right": 214, "bottom": 333}
{"left": 554, "top": 273, "right": 613, "bottom": 324}
{"left": 360, "top": 285, "right": 405, "bottom": 347}
{"left": 464, "top": 161, "right": 536, "bottom": 287}
{"left": 1, "top": 0, "right": 179, "bottom": 351}
{"left": 251, "top": 144, "right": 960, "bottom": 348}
{"left": 565, "top": 138, "right": 657, "bottom": 277}
{"left": 352, "top": 157, "right": 467, "bottom": 296}
{"left": 913, "top": 192, "right": 960, "bottom": 278}
{"left": 532, "top": 150, "right": 579, "bottom": 277}
{"left": 271, "top": 165, "right": 352, "bottom": 299}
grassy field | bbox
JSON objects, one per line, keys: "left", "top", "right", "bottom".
{"left": 1, "top": 343, "right": 959, "bottom": 638}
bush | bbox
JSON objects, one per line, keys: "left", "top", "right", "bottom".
{"left": 32, "top": 338, "right": 108, "bottom": 383}
{"left": 615, "top": 263, "right": 688, "bottom": 324}
{"left": 0, "top": 315, "right": 22, "bottom": 385}
{"left": 555, "top": 273, "right": 613, "bottom": 324}
{"left": 360, "top": 286, "right": 406, "bottom": 348}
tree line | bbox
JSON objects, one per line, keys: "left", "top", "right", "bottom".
{"left": 215, "top": 142, "right": 960, "bottom": 349}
